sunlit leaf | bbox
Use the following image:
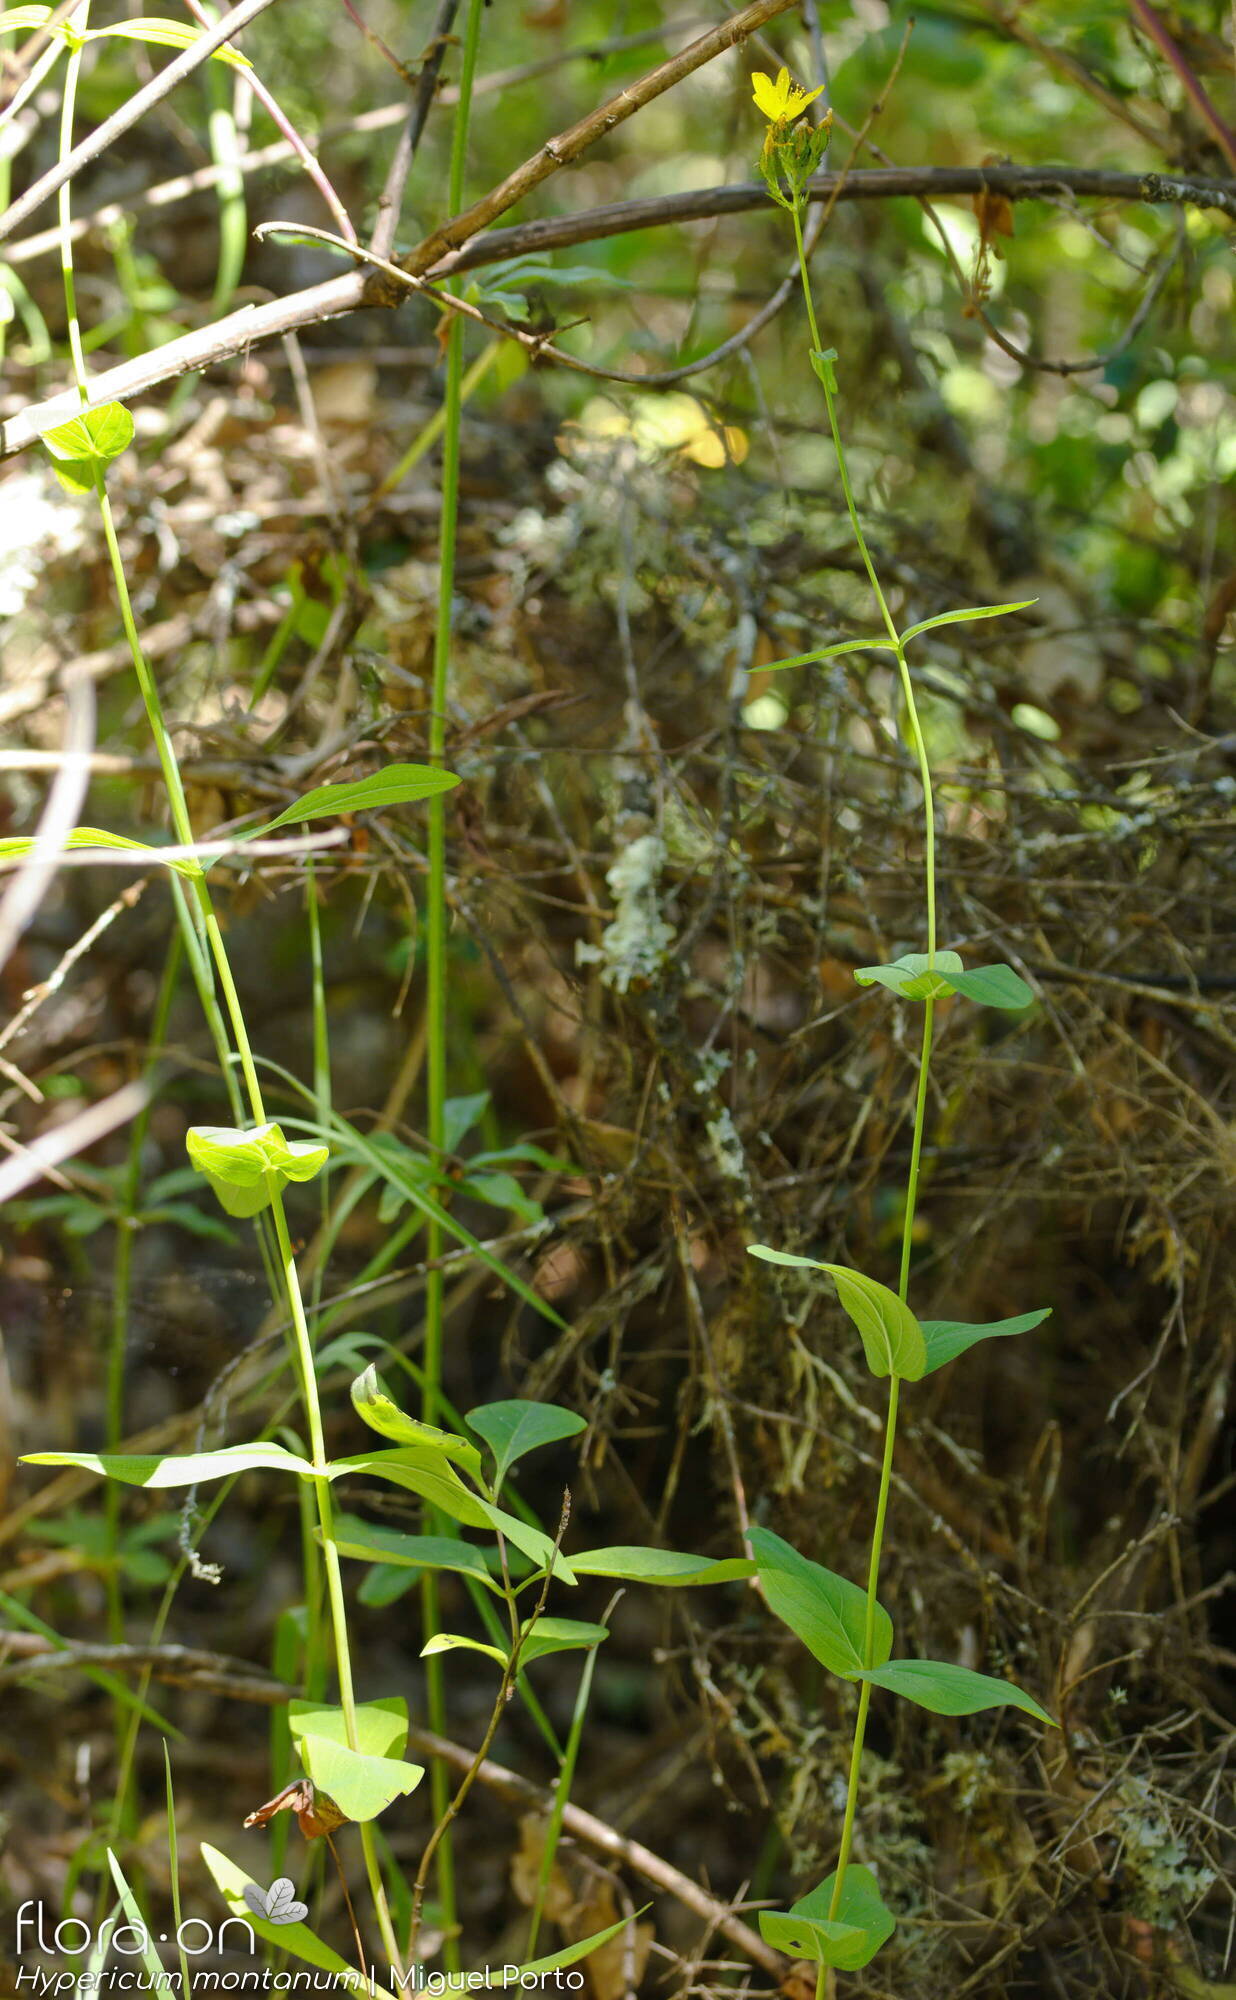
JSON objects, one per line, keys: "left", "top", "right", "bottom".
{"left": 20, "top": 1441, "right": 316, "bottom": 1486}
{"left": 350, "top": 1366, "right": 485, "bottom": 1482}
{"left": 201, "top": 1844, "right": 393, "bottom": 1997}
{"left": 297, "top": 1734, "right": 424, "bottom": 1822}
{"left": 0, "top": 825, "right": 202, "bottom": 880}
{"left": 288, "top": 1697, "right": 408, "bottom": 1760}
{"left": 81, "top": 17, "right": 252, "bottom": 66}
{"left": 185, "top": 1123, "right": 329, "bottom": 1217}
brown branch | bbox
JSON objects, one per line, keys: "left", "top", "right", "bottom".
{"left": 432, "top": 162, "right": 1236, "bottom": 275}
{"left": 3, "top": 164, "right": 1232, "bottom": 461}
{"left": 0, "top": 0, "right": 284, "bottom": 245}
{"left": 391, "top": 0, "right": 800, "bottom": 282}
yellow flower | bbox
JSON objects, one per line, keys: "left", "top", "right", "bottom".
{"left": 751, "top": 67, "right": 824, "bottom": 127}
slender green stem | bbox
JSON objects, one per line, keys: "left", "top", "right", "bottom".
{"left": 85, "top": 337, "right": 402, "bottom": 1984}
{"left": 421, "top": 0, "right": 483, "bottom": 1961}
{"left": 788, "top": 181, "right": 942, "bottom": 1936}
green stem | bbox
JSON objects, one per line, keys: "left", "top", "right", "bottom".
{"left": 85, "top": 346, "right": 402, "bottom": 1986}
{"left": 788, "top": 186, "right": 942, "bottom": 1934}
{"left": 421, "top": 0, "right": 483, "bottom": 1963}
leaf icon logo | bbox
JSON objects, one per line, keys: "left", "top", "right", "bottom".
{"left": 242, "top": 1877, "right": 309, "bottom": 1925}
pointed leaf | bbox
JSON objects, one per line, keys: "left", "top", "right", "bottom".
{"left": 20, "top": 1441, "right": 315, "bottom": 1486}
{"left": 350, "top": 1366, "right": 485, "bottom": 1480}
{"left": 518, "top": 1616, "right": 609, "bottom": 1664}
{"left": 853, "top": 952, "right": 1033, "bottom": 1010}
{"left": 492, "top": 1914, "right": 648, "bottom": 1986}
{"left": 255, "top": 763, "right": 459, "bottom": 835}
{"left": 421, "top": 1632, "right": 507, "bottom": 1666}
{"left": 479, "top": 1499, "right": 577, "bottom": 1585}
{"left": 760, "top": 1865, "right": 895, "bottom": 1970}
{"left": 856, "top": 1658, "right": 1055, "bottom": 1725}
{"left": 201, "top": 1845, "right": 393, "bottom": 1998}
{"left": 899, "top": 598, "right": 1037, "bottom": 646}
{"left": 327, "top": 1447, "right": 492, "bottom": 1530}
{"left": 288, "top": 1697, "right": 407, "bottom": 1760}
{"left": 106, "top": 1852, "right": 171, "bottom": 1982}
{"left": 0, "top": 8, "right": 55, "bottom": 28}
{"left": 81, "top": 17, "right": 251, "bottom": 65}
{"left": 940, "top": 962, "right": 1034, "bottom": 1009}
{"left": 466, "top": 1399, "right": 587, "bottom": 1488}
{"left": 747, "top": 1250, "right": 925, "bottom": 1380}
{"left": 324, "top": 1514, "right": 502, "bottom": 1588}
{"left": 569, "top": 1546, "right": 757, "bottom": 1586}
{"left": 0, "top": 825, "right": 203, "bottom": 880}
{"left": 920, "top": 1308, "right": 1050, "bottom": 1374}
{"left": 763, "top": 638, "right": 898, "bottom": 672}
{"left": 750, "top": 1526, "right": 891, "bottom": 1678}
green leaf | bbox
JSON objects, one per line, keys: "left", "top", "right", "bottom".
{"left": 569, "top": 1545, "right": 757, "bottom": 1586}
{"left": 943, "top": 963, "right": 1035, "bottom": 1009}
{"left": 518, "top": 1616, "right": 609, "bottom": 1664}
{"left": 920, "top": 1307, "right": 1050, "bottom": 1374}
{"left": 750, "top": 1526, "right": 891, "bottom": 1678}
{"left": 201, "top": 1845, "right": 394, "bottom": 1998}
{"left": 762, "top": 638, "right": 898, "bottom": 672}
{"left": 421, "top": 1631, "right": 508, "bottom": 1667}
{"left": 327, "top": 1447, "right": 493, "bottom": 1530}
{"left": 747, "top": 1250, "right": 926, "bottom": 1380}
{"left": 107, "top": 1851, "right": 170, "bottom": 1984}
{"left": 0, "top": 8, "right": 55, "bottom": 29}
{"left": 854, "top": 952, "right": 1033, "bottom": 1010}
{"left": 466, "top": 1399, "right": 587, "bottom": 1489}
{"left": 297, "top": 1734, "right": 424, "bottom": 1822}
{"left": 442, "top": 1090, "right": 490, "bottom": 1151}
{"left": 40, "top": 402, "right": 133, "bottom": 491}
{"left": 288, "top": 1697, "right": 407, "bottom": 1760}
{"left": 899, "top": 598, "right": 1037, "bottom": 646}
{"left": 185, "top": 1122, "right": 329, "bottom": 1217}
{"left": 491, "top": 1914, "right": 647, "bottom": 1986}
{"left": 350, "top": 1366, "right": 486, "bottom": 1482}
{"left": 0, "top": 825, "right": 203, "bottom": 880}
{"left": 759, "top": 1865, "right": 895, "bottom": 1971}
{"left": 478, "top": 1500, "right": 577, "bottom": 1585}
{"left": 20, "top": 1441, "right": 315, "bottom": 1486}
{"left": 425, "top": 1617, "right": 607, "bottom": 1670}
{"left": 80, "top": 18, "right": 252, "bottom": 65}
{"left": 856, "top": 1658, "right": 1055, "bottom": 1725}
{"left": 255, "top": 763, "right": 460, "bottom": 835}
{"left": 854, "top": 950, "right": 965, "bottom": 1000}
{"left": 325, "top": 1513, "right": 502, "bottom": 1588}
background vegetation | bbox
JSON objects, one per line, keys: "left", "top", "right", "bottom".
{"left": 0, "top": 2, "right": 1233, "bottom": 1996}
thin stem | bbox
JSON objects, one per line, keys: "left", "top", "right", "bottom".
{"left": 88, "top": 400, "right": 403, "bottom": 1979}
{"left": 787, "top": 176, "right": 942, "bottom": 1937}
{"left": 421, "top": 0, "right": 483, "bottom": 1962}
